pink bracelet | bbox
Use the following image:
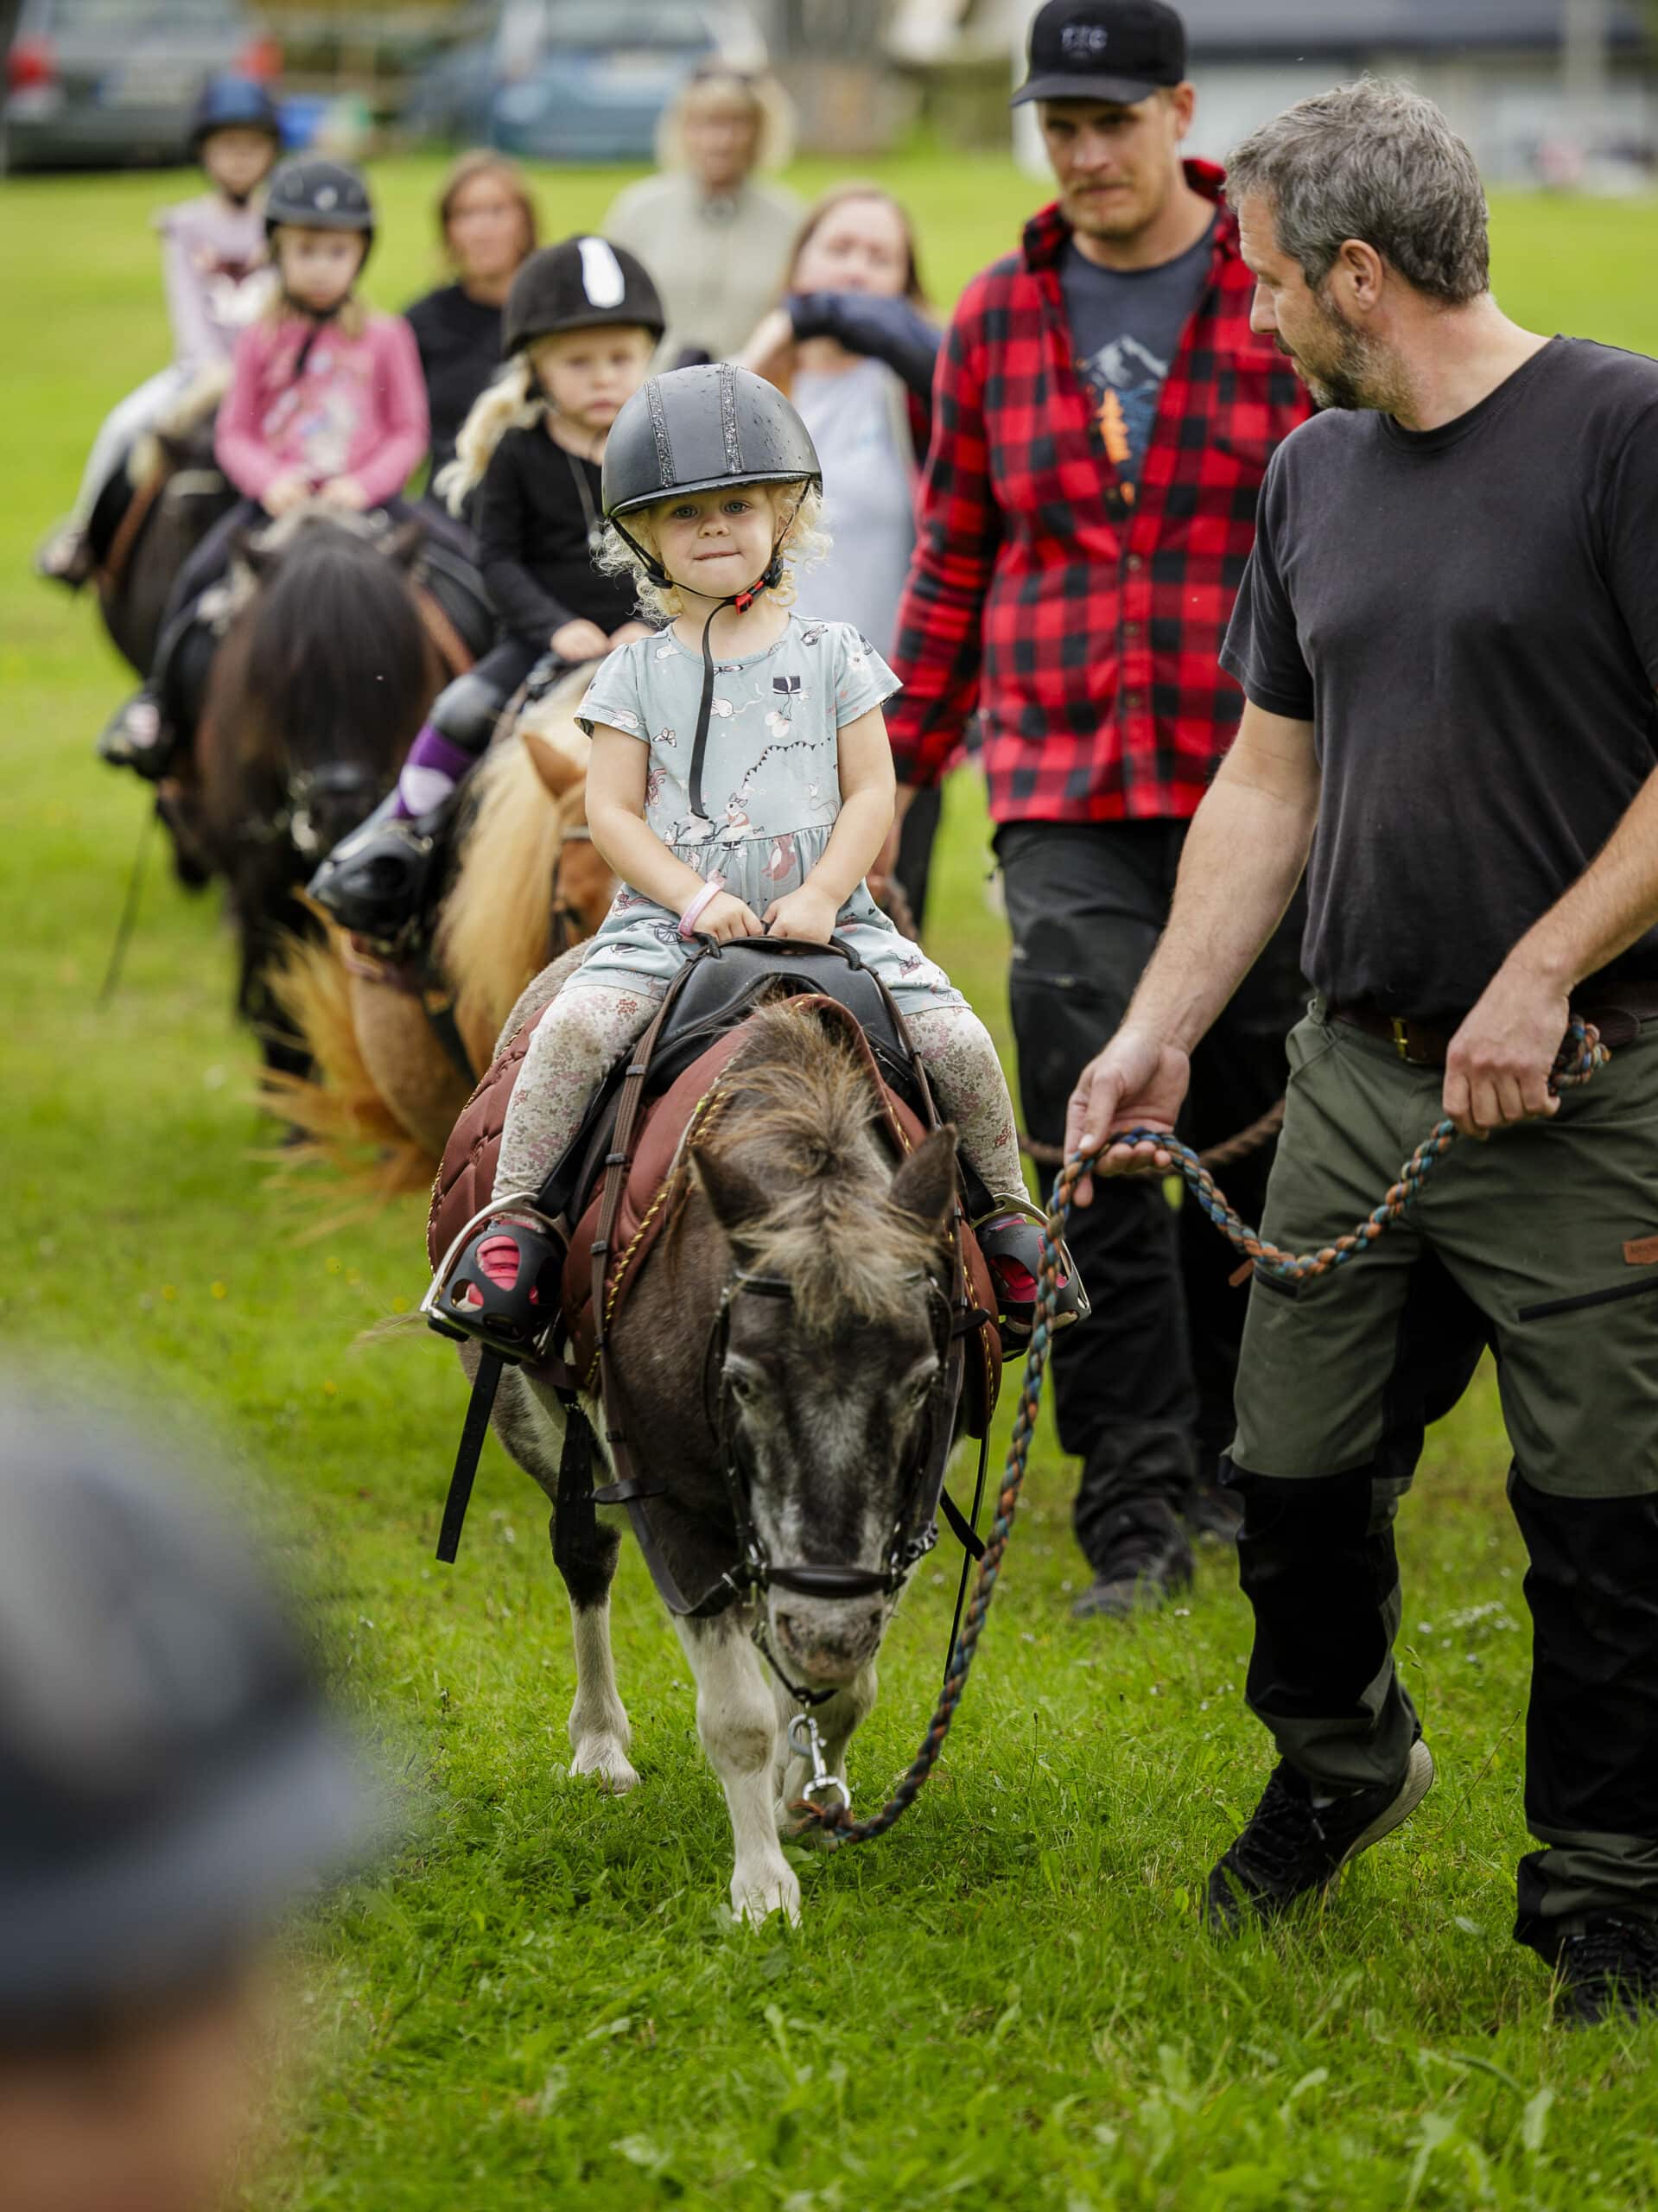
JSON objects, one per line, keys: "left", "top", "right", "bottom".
{"left": 677, "top": 873, "right": 727, "bottom": 939}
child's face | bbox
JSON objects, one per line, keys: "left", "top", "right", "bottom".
{"left": 200, "top": 126, "right": 276, "bottom": 203}
{"left": 530, "top": 327, "right": 655, "bottom": 437}
{"left": 651, "top": 484, "right": 779, "bottom": 600}
{"left": 275, "top": 226, "right": 365, "bottom": 313}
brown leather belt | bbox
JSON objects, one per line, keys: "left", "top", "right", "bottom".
{"left": 1331, "top": 981, "right": 1658, "bottom": 1069}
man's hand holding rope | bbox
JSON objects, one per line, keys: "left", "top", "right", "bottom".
{"left": 1064, "top": 1027, "right": 1191, "bottom": 1204}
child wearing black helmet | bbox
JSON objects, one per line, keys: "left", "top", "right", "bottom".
{"left": 99, "top": 156, "right": 430, "bottom": 777}
{"left": 307, "top": 234, "right": 664, "bottom": 945}
{"left": 432, "top": 364, "right": 1083, "bottom": 1345}
{"left": 35, "top": 74, "right": 281, "bottom": 588}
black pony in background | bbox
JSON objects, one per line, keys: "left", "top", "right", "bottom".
{"left": 188, "top": 507, "right": 449, "bottom": 1075}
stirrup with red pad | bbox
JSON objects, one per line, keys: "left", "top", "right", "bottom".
{"left": 424, "top": 1205, "right": 567, "bottom": 1361}
{"left": 975, "top": 1209, "right": 1089, "bottom": 1343}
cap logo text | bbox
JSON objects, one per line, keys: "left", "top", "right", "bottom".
{"left": 1061, "top": 23, "right": 1110, "bottom": 54}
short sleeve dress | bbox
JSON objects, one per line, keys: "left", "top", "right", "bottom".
{"left": 565, "top": 613, "right": 962, "bottom": 1014}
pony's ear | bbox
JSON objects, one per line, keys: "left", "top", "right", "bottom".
{"left": 522, "top": 728, "right": 584, "bottom": 799}
{"left": 692, "top": 1150, "right": 770, "bottom": 1249}
{"left": 383, "top": 518, "right": 427, "bottom": 570}
{"left": 888, "top": 1124, "right": 958, "bottom": 1236}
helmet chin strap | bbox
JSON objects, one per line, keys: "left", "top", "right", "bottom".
{"left": 283, "top": 292, "right": 346, "bottom": 379}
{"left": 610, "top": 492, "right": 801, "bottom": 827}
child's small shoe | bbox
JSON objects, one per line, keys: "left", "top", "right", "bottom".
{"left": 97, "top": 692, "right": 174, "bottom": 779}
{"left": 35, "top": 519, "right": 93, "bottom": 589}
{"left": 425, "top": 1210, "right": 566, "bottom": 1363}
{"left": 975, "top": 1205, "right": 1089, "bottom": 1351}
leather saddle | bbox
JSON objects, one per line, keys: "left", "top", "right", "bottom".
{"left": 427, "top": 940, "right": 1003, "bottom": 1434}
{"left": 531, "top": 937, "right": 964, "bottom": 1235}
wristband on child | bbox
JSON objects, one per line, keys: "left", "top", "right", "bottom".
{"left": 678, "top": 874, "right": 727, "bottom": 939}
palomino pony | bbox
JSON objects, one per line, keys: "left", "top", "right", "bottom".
{"left": 476, "top": 991, "right": 965, "bottom": 1924}
{"left": 268, "top": 664, "right": 614, "bottom": 1182}
{"left": 192, "top": 507, "right": 449, "bottom": 1076}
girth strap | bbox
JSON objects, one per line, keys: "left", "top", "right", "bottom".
{"left": 435, "top": 1348, "right": 504, "bottom": 1562}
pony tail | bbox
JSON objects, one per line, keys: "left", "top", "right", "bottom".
{"left": 437, "top": 353, "right": 542, "bottom": 513}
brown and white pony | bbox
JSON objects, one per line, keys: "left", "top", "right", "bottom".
{"left": 477, "top": 992, "right": 963, "bottom": 1924}
{"left": 93, "top": 379, "right": 236, "bottom": 677}
{"left": 267, "top": 663, "right": 615, "bottom": 1189}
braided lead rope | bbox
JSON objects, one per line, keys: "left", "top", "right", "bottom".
{"left": 805, "top": 1020, "right": 1608, "bottom": 1847}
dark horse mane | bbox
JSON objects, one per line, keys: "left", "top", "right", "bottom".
{"left": 231, "top": 512, "right": 435, "bottom": 781}
{"left": 195, "top": 508, "right": 447, "bottom": 1074}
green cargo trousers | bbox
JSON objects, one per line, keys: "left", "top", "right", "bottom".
{"left": 1226, "top": 1002, "right": 1658, "bottom": 1959}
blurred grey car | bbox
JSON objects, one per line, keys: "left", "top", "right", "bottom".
{"left": 3, "top": 0, "right": 277, "bottom": 173}
{"left": 402, "top": 0, "right": 762, "bottom": 163}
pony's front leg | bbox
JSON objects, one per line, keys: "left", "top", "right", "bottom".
{"left": 774, "top": 1663, "right": 878, "bottom": 1834}
{"left": 567, "top": 1592, "right": 639, "bottom": 1793}
{"left": 677, "top": 1613, "right": 800, "bottom": 1925}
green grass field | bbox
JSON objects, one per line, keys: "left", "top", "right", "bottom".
{"left": 5, "top": 149, "right": 1658, "bottom": 2209}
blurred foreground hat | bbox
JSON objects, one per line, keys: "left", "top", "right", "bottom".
{"left": 0, "top": 1396, "right": 382, "bottom": 2030}
{"left": 1012, "top": 0, "right": 1187, "bottom": 108}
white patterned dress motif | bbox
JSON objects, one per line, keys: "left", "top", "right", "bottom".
{"left": 563, "top": 616, "right": 962, "bottom": 1013}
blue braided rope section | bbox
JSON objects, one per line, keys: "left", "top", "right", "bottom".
{"left": 804, "top": 1018, "right": 1608, "bottom": 1847}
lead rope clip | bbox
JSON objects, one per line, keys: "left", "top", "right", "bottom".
{"left": 788, "top": 1712, "right": 849, "bottom": 1813}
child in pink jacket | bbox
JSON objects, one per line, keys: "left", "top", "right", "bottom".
{"left": 101, "top": 156, "right": 431, "bottom": 779}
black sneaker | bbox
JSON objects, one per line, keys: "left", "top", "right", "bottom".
{"left": 1185, "top": 1480, "right": 1242, "bottom": 1545}
{"left": 1070, "top": 1516, "right": 1194, "bottom": 1620}
{"left": 1555, "top": 1916, "right": 1658, "bottom": 2027}
{"left": 1204, "top": 1739, "right": 1435, "bottom": 1932}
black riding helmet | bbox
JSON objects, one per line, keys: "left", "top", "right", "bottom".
{"left": 264, "top": 156, "right": 376, "bottom": 265}
{"left": 602, "top": 365, "right": 823, "bottom": 825}
{"left": 503, "top": 234, "right": 665, "bottom": 359}
{"left": 190, "top": 72, "right": 283, "bottom": 152}
{"left": 0, "top": 1397, "right": 381, "bottom": 2030}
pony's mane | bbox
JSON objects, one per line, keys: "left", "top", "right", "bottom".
{"left": 695, "top": 999, "right": 944, "bottom": 1333}
{"left": 234, "top": 512, "right": 432, "bottom": 777}
{"left": 436, "top": 666, "right": 594, "bottom": 1052}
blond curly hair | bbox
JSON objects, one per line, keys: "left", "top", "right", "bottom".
{"left": 597, "top": 480, "right": 828, "bottom": 620}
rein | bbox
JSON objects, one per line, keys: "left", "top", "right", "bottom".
{"left": 803, "top": 1020, "right": 1610, "bottom": 1846}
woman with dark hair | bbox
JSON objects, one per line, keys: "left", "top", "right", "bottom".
{"left": 740, "top": 185, "right": 946, "bottom": 922}
{"left": 404, "top": 151, "right": 538, "bottom": 489}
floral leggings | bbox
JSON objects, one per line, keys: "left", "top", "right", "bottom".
{"left": 493, "top": 982, "right": 1027, "bottom": 1213}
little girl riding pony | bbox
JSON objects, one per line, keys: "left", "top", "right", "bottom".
{"left": 308, "top": 234, "right": 664, "bottom": 946}
{"left": 435, "top": 365, "right": 1083, "bottom": 1342}
{"left": 37, "top": 73, "right": 282, "bottom": 589}
{"left": 99, "top": 156, "right": 430, "bottom": 780}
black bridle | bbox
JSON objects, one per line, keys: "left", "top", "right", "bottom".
{"left": 242, "top": 760, "right": 382, "bottom": 861}
{"left": 688, "top": 1265, "right": 962, "bottom": 1703}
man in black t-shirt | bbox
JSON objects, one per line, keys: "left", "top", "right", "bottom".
{"left": 1065, "top": 81, "right": 1658, "bottom": 2023}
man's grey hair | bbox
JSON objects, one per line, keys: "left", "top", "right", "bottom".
{"left": 1227, "top": 79, "right": 1489, "bottom": 305}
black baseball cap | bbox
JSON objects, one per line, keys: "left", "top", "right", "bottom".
{"left": 1012, "top": 0, "right": 1188, "bottom": 109}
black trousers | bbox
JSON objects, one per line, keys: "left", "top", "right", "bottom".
{"left": 996, "top": 819, "right": 1305, "bottom": 1569}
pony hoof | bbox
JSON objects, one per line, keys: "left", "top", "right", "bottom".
{"left": 569, "top": 1738, "right": 640, "bottom": 1794}
{"left": 732, "top": 1868, "right": 802, "bottom": 1926}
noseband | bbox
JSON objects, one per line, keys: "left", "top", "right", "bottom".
{"left": 244, "top": 760, "right": 381, "bottom": 860}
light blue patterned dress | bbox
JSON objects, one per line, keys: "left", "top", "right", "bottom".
{"left": 565, "top": 614, "right": 963, "bottom": 1014}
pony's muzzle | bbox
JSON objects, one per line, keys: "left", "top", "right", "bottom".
{"left": 772, "top": 1596, "right": 883, "bottom": 1685}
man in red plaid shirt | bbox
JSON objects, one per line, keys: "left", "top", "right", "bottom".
{"left": 886, "top": 0, "right": 1309, "bottom": 1618}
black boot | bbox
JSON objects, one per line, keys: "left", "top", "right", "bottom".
{"left": 1554, "top": 1916, "right": 1658, "bottom": 2026}
{"left": 1204, "top": 1740, "right": 1435, "bottom": 1934}
{"left": 97, "top": 690, "right": 177, "bottom": 780}
{"left": 1070, "top": 1498, "right": 1193, "bottom": 1619}
{"left": 308, "top": 790, "right": 445, "bottom": 949}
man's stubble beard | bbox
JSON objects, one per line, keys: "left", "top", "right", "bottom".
{"left": 1292, "top": 286, "right": 1412, "bottom": 416}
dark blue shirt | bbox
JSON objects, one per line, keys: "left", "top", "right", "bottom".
{"left": 1058, "top": 219, "right": 1215, "bottom": 499}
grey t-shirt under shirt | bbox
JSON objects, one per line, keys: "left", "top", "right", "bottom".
{"left": 1221, "top": 337, "right": 1658, "bottom": 1025}
{"left": 1059, "top": 218, "right": 1215, "bottom": 497}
